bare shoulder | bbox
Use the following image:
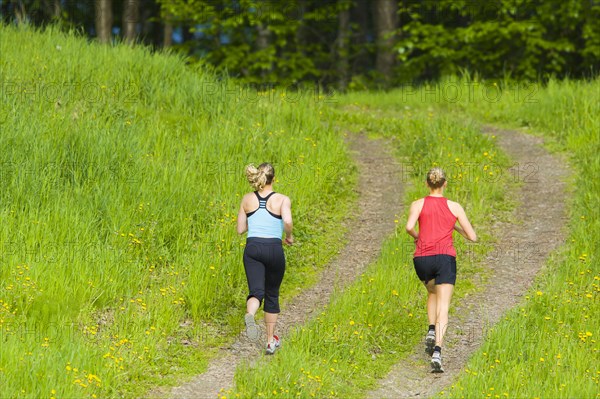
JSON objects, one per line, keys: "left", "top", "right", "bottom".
{"left": 446, "top": 199, "right": 464, "bottom": 215}
{"left": 273, "top": 192, "right": 290, "bottom": 203}
{"left": 241, "top": 192, "right": 256, "bottom": 208}
{"left": 407, "top": 198, "right": 425, "bottom": 217}
{"left": 270, "top": 193, "right": 290, "bottom": 214}
{"left": 242, "top": 192, "right": 255, "bottom": 203}
{"left": 411, "top": 198, "right": 425, "bottom": 208}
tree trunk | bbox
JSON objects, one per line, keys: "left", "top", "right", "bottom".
{"left": 163, "top": 22, "right": 173, "bottom": 48}
{"left": 14, "top": 2, "right": 27, "bottom": 24}
{"left": 53, "top": 0, "right": 61, "bottom": 18}
{"left": 43, "top": 0, "right": 61, "bottom": 19}
{"left": 372, "top": 0, "right": 398, "bottom": 86}
{"left": 95, "top": 0, "right": 113, "bottom": 44}
{"left": 351, "top": 0, "right": 371, "bottom": 75}
{"left": 122, "top": 0, "right": 139, "bottom": 44}
{"left": 256, "top": 22, "right": 271, "bottom": 78}
{"left": 256, "top": 23, "right": 270, "bottom": 51}
{"left": 139, "top": 0, "right": 158, "bottom": 47}
{"left": 295, "top": 0, "right": 306, "bottom": 52}
{"left": 337, "top": 6, "right": 351, "bottom": 91}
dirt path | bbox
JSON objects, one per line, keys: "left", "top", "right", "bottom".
{"left": 156, "top": 134, "right": 404, "bottom": 399}
{"left": 366, "top": 126, "right": 570, "bottom": 398}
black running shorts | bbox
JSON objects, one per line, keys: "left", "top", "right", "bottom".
{"left": 413, "top": 254, "right": 457, "bottom": 285}
{"left": 243, "top": 237, "right": 286, "bottom": 313}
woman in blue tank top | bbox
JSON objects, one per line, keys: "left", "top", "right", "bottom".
{"left": 237, "top": 162, "right": 293, "bottom": 354}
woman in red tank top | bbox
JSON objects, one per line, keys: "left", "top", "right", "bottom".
{"left": 406, "top": 167, "right": 477, "bottom": 372}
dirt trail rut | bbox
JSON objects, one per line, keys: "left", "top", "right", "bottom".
{"left": 158, "top": 134, "right": 404, "bottom": 399}
{"left": 367, "top": 126, "right": 570, "bottom": 398}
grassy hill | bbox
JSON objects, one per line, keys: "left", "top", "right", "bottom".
{"left": 0, "top": 25, "right": 354, "bottom": 398}
{"left": 1, "top": 23, "right": 597, "bottom": 399}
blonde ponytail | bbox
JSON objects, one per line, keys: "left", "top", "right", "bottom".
{"left": 426, "top": 167, "right": 446, "bottom": 189}
{"left": 245, "top": 163, "right": 275, "bottom": 191}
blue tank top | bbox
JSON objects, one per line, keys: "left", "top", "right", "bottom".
{"left": 246, "top": 191, "right": 284, "bottom": 239}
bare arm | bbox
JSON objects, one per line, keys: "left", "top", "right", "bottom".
{"left": 281, "top": 196, "right": 293, "bottom": 245}
{"left": 236, "top": 200, "right": 248, "bottom": 235}
{"left": 453, "top": 224, "right": 465, "bottom": 237}
{"left": 453, "top": 224, "right": 471, "bottom": 241}
{"left": 405, "top": 200, "right": 423, "bottom": 240}
{"left": 453, "top": 203, "right": 477, "bottom": 242}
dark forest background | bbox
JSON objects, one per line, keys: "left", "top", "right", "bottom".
{"left": 2, "top": 0, "right": 599, "bottom": 89}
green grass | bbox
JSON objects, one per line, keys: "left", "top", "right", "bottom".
{"left": 441, "top": 78, "right": 600, "bottom": 398}
{"left": 0, "top": 25, "right": 355, "bottom": 398}
{"left": 2, "top": 24, "right": 597, "bottom": 399}
{"left": 227, "top": 78, "right": 599, "bottom": 398}
{"left": 228, "top": 90, "right": 516, "bottom": 398}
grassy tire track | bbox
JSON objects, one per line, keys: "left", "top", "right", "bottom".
{"left": 366, "top": 125, "right": 569, "bottom": 398}
{"left": 225, "top": 97, "right": 512, "bottom": 398}
{"left": 164, "top": 134, "right": 404, "bottom": 398}
{"left": 445, "top": 78, "right": 599, "bottom": 398}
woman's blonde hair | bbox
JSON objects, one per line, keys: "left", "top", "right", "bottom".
{"left": 245, "top": 163, "right": 275, "bottom": 191}
{"left": 426, "top": 167, "right": 446, "bottom": 189}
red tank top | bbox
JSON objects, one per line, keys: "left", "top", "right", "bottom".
{"left": 414, "top": 196, "right": 457, "bottom": 257}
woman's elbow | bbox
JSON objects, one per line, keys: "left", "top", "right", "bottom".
{"left": 469, "top": 233, "right": 477, "bottom": 242}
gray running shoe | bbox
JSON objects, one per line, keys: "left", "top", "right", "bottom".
{"left": 265, "top": 335, "right": 280, "bottom": 355}
{"left": 425, "top": 330, "right": 436, "bottom": 355}
{"left": 431, "top": 351, "right": 444, "bottom": 373}
{"left": 244, "top": 313, "right": 260, "bottom": 341}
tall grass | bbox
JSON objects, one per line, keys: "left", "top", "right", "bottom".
{"left": 0, "top": 25, "right": 355, "bottom": 398}
{"left": 229, "top": 89, "right": 516, "bottom": 398}
{"left": 443, "top": 78, "right": 600, "bottom": 397}
{"left": 2, "top": 24, "right": 596, "bottom": 398}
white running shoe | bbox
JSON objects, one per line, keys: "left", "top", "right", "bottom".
{"left": 425, "top": 330, "right": 436, "bottom": 355}
{"left": 245, "top": 313, "right": 260, "bottom": 341}
{"left": 265, "top": 335, "right": 280, "bottom": 355}
{"left": 431, "top": 351, "right": 444, "bottom": 373}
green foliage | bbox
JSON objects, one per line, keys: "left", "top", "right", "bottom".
{"left": 156, "top": 0, "right": 600, "bottom": 84}
{"left": 3, "top": 1, "right": 598, "bottom": 85}
{"left": 157, "top": 0, "right": 348, "bottom": 84}
{"left": 395, "top": 0, "right": 600, "bottom": 82}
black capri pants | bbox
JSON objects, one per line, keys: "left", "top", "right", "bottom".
{"left": 413, "top": 254, "right": 457, "bottom": 285}
{"left": 243, "top": 237, "right": 286, "bottom": 313}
